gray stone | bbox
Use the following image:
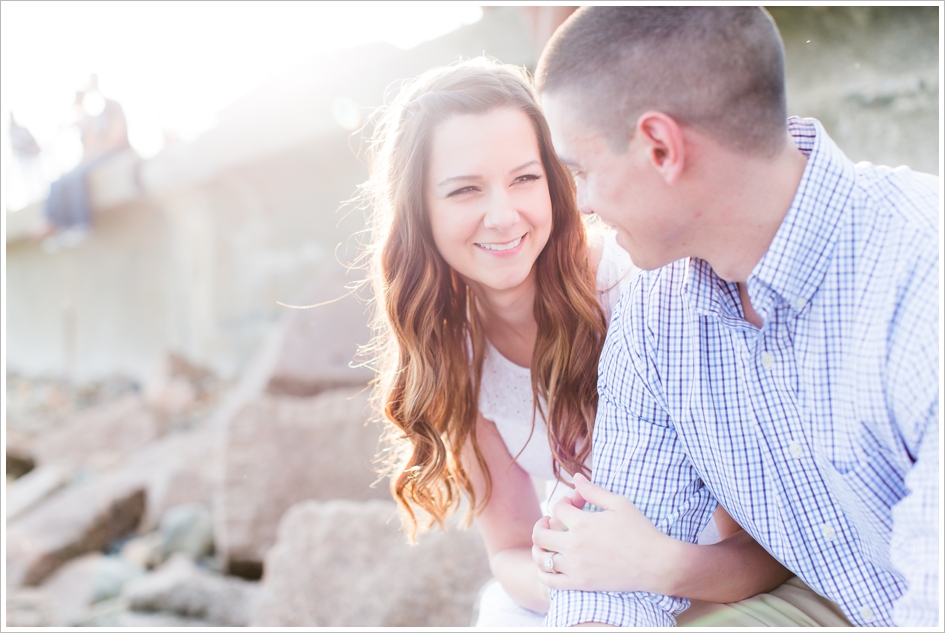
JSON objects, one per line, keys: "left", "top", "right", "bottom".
{"left": 120, "top": 533, "right": 165, "bottom": 570}
{"left": 216, "top": 387, "right": 388, "bottom": 572}
{"left": 120, "top": 424, "right": 217, "bottom": 533}
{"left": 31, "top": 395, "right": 160, "bottom": 472}
{"left": 265, "top": 263, "right": 374, "bottom": 397}
{"left": 6, "top": 464, "right": 71, "bottom": 521}
{"left": 11, "top": 553, "right": 145, "bottom": 626}
{"left": 251, "top": 499, "right": 492, "bottom": 627}
{"left": 6, "top": 474, "right": 146, "bottom": 587}
{"left": 76, "top": 598, "right": 215, "bottom": 627}
{"left": 5, "top": 427, "right": 35, "bottom": 478}
{"left": 158, "top": 503, "right": 214, "bottom": 559}
{"left": 122, "top": 553, "right": 258, "bottom": 626}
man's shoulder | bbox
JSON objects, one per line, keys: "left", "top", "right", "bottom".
{"left": 612, "top": 259, "right": 692, "bottom": 344}
{"left": 851, "top": 162, "right": 939, "bottom": 240}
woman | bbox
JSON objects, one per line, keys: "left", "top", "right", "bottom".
{"left": 360, "top": 58, "right": 800, "bottom": 624}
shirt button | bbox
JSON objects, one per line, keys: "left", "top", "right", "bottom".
{"left": 760, "top": 352, "right": 775, "bottom": 368}
{"left": 789, "top": 442, "right": 804, "bottom": 458}
{"left": 821, "top": 524, "right": 837, "bottom": 541}
{"left": 859, "top": 606, "right": 874, "bottom": 623}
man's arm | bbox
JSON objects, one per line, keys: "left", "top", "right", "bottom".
{"left": 887, "top": 243, "right": 940, "bottom": 627}
{"left": 542, "top": 287, "right": 718, "bottom": 627}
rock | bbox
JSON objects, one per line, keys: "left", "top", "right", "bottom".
{"left": 5, "top": 427, "right": 35, "bottom": 478}
{"left": 251, "top": 499, "right": 492, "bottom": 627}
{"left": 5, "top": 588, "right": 52, "bottom": 627}
{"left": 158, "top": 503, "right": 214, "bottom": 559}
{"left": 6, "top": 465, "right": 72, "bottom": 521}
{"left": 30, "top": 395, "right": 160, "bottom": 472}
{"left": 76, "top": 598, "right": 215, "bottom": 627}
{"left": 265, "top": 264, "right": 374, "bottom": 397}
{"left": 29, "top": 553, "right": 145, "bottom": 625}
{"left": 120, "top": 424, "right": 217, "bottom": 533}
{"left": 120, "top": 533, "right": 165, "bottom": 570}
{"left": 122, "top": 553, "right": 258, "bottom": 626}
{"left": 6, "top": 474, "right": 146, "bottom": 587}
{"left": 217, "top": 387, "right": 388, "bottom": 573}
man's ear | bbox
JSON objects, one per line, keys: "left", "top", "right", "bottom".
{"left": 634, "top": 111, "right": 685, "bottom": 185}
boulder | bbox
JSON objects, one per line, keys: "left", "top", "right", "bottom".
{"left": 6, "top": 473, "right": 146, "bottom": 587}
{"left": 251, "top": 499, "right": 492, "bottom": 627}
{"left": 120, "top": 533, "right": 165, "bottom": 570}
{"left": 6, "top": 465, "right": 72, "bottom": 521}
{"left": 120, "top": 424, "right": 217, "bottom": 533}
{"left": 5, "top": 426, "right": 35, "bottom": 478}
{"left": 158, "top": 503, "right": 215, "bottom": 559}
{"left": 122, "top": 553, "right": 258, "bottom": 626}
{"left": 25, "top": 553, "right": 145, "bottom": 626}
{"left": 265, "top": 263, "right": 374, "bottom": 397}
{"left": 30, "top": 395, "right": 160, "bottom": 472}
{"left": 76, "top": 599, "right": 215, "bottom": 627}
{"left": 217, "top": 387, "right": 388, "bottom": 574}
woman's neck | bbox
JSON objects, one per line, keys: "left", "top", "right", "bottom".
{"left": 468, "top": 272, "right": 538, "bottom": 368}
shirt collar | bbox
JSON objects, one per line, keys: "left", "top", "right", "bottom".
{"left": 750, "top": 117, "right": 855, "bottom": 313}
{"left": 686, "top": 117, "right": 855, "bottom": 317}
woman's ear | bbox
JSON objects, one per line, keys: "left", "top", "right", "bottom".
{"left": 634, "top": 111, "right": 685, "bottom": 185}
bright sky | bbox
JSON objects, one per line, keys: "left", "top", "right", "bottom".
{"left": 0, "top": 1, "right": 482, "bottom": 201}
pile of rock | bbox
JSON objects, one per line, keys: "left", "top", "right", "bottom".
{"left": 6, "top": 266, "right": 494, "bottom": 627}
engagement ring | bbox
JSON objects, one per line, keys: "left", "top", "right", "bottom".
{"left": 543, "top": 553, "right": 556, "bottom": 573}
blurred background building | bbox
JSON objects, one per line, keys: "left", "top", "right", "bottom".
{"left": 4, "top": 5, "right": 939, "bottom": 384}
{"left": 3, "top": 5, "right": 940, "bottom": 628}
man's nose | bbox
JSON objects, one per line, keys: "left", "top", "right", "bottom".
{"left": 483, "top": 191, "right": 519, "bottom": 230}
{"left": 576, "top": 181, "right": 594, "bottom": 215}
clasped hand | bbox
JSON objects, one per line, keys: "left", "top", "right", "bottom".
{"left": 531, "top": 473, "right": 683, "bottom": 596}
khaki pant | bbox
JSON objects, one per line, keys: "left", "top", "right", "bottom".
{"left": 678, "top": 576, "right": 852, "bottom": 627}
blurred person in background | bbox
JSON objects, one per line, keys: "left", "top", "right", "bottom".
{"left": 34, "top": 73, "right": 132, "bottom": 249}
{"left": 5, "top": 112, "right": 46, "bottom": 211}
{"left": 362, "top": 58, "right": 845, "bottom": 627}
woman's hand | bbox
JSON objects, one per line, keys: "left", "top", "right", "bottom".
{"left": 531, "top": 473, "right": 684, "bottom": 595}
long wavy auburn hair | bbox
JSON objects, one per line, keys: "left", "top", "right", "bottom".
{"left": 359, "top": 58, "right": 607, "bottom": 539}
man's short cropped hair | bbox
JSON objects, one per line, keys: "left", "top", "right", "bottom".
{"left": 536, "top": 7, "right": 787, "bottom": 156}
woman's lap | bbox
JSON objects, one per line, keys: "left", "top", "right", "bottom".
{"left": 474, "top": 576, "right": 851, "bottom": 627}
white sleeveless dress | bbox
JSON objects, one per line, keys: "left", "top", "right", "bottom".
{"left": 473, "top": 232, "right": 719, "bottom": 627}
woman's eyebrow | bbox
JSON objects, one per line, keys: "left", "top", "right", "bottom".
{"left": 509, "top": 159, "right": 541, "bottom": 174}
{"left": 437, "top": 173, "right": 481, "bottom": 187}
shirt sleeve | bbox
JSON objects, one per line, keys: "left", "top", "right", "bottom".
{"left": 888, "top": 240, "right": 940, "bottom": 627}
{"left": 545, "top": 278, "right": 718, "bottom": 627}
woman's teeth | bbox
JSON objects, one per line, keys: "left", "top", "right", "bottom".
{"left": 477, "top": 235, "right": 524, "bottom": 251}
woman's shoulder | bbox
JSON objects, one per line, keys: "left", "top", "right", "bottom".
{"left": 594, "top": 230, "right": 639, "bottom": 319}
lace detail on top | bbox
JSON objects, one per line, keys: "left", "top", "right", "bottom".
{"left": 477, "top": 232, "right": 637, "bottom": 483}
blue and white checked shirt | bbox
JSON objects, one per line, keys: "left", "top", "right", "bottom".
{"left": 546, "top": 118, "right": 940, "bottom": 627}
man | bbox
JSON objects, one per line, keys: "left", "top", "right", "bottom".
{"left": 531, "top": 7, "right": 939, "bottom": 627}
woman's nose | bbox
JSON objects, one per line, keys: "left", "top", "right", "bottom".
{"left": 482, "top": 191, "right": 519, "bottom": 231}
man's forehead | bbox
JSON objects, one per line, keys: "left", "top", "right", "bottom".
{"left": 542, "top": 92, "right": 609, "bottom": 164}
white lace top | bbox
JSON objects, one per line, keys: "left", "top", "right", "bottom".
{"left": 478, "top": 231, "right": 636, "bottom": 484}
{"left": 476, "top": 232, "right": 722, "bottom": 545}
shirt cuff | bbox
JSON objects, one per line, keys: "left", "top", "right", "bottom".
{"left": 544, "top": 589, "right": 686, "bottom": 627}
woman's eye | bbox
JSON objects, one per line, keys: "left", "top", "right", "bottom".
{"left": 513, "top": 173, "right": 542, "bottom": 184}
{"left": 447, "top": 186, "right": 478, "bottom": 197}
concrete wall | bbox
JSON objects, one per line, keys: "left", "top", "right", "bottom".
{"left": 5, "top": 6, "right": 939, "bottom": 383}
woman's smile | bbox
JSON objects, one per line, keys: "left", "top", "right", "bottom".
{"left": 475, "top": 233, "right": 527, "bottom": 255}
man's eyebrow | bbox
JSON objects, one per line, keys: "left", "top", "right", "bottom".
{"left": 557, "top": 155, "right": 579, "bottom": 168}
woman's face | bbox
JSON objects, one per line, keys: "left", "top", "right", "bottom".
{"left": 425, "top": 107, "right": 553, "bottom": 297}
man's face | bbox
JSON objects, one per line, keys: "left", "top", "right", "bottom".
{"left": 542, "top": 93, "right": 689, "bottom": 271}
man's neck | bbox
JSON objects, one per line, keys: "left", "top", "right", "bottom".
{"left": 692, "top": 133, "right": 808, "bottom": 284}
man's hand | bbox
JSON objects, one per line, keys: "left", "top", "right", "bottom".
{"left": 531, "top": 473, "right": 683, "bottom": 596}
